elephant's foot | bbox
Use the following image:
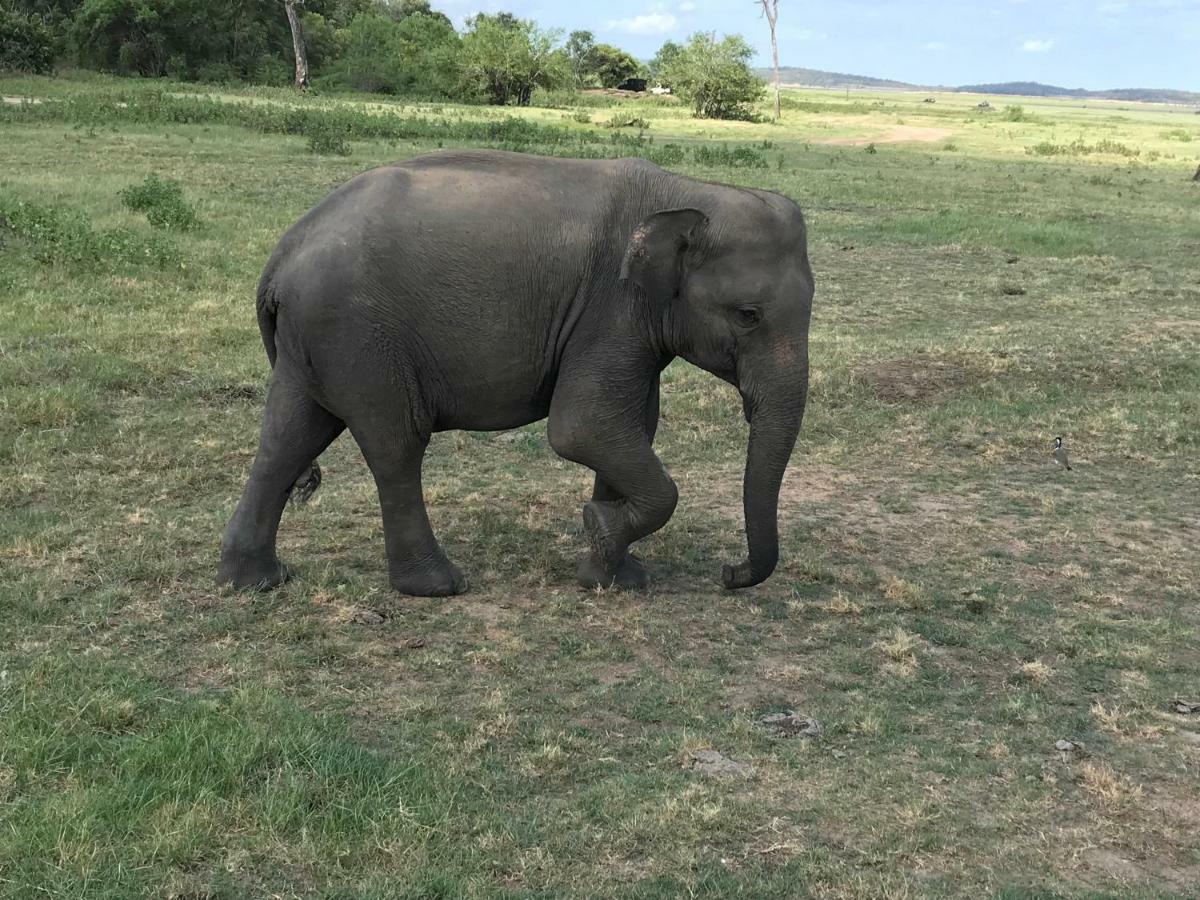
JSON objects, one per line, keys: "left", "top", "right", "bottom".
{"left": 390, "top": 561, "right": 467, "bottom": 598}
{"left": 582, "top": 500, "right": 626, "bottom": 568}
{"left": 217, "top": 550, "right": 289, "bottom": 591}
{"left": 577, "top": 551, "right": 650, "bottom": 591}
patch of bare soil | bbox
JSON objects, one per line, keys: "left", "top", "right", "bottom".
{"left": 817, "top": 125, "right": 953, "bottom": 146}
{"left": 580, "top": 88, "right": 676, "bottom": 101}
{"left": 1078, "top": 847, "right": 1200, "bottom": 894}
{"left": 856, "top": 355, "right": 975, "bottom": 403}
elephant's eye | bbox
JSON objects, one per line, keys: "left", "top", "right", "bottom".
{"left": 734, "top": 306, "right": 762, "bottom": 328}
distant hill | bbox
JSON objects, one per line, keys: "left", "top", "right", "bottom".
{"left": 958, "top": 82, "right": 1200, "bottom": 104}
{"left": 757, "top": 67, "right": 1200, "bottom": 104}
{"left": 763, "top": 67, "right": 921, "bottom": 91}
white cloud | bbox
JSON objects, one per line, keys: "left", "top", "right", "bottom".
{"left": 678, "top": 1, "right": 696, "bottom": 10}
{"left": 1021, "top": 38, "right": 1055, "bottom": 52}
{"left": 607, "top": 12, "right": 678, "bottom": 34}
{"left": 925, "top": 41, "right": 947, "bottom": 50}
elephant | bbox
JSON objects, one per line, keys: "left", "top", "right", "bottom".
{"left": 217, "top": 149, "right": 814, "bottom": 597}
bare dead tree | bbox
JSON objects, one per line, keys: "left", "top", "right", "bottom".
{"left": 283, "top": 0, "right": 309, "bottom": 90}
{"left": 757, "top": 0, "right": 781, "bottom": 120}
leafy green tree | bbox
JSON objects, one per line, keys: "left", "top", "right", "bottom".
{"left": 334, "top": 9, "right": 456, "bottom": 94}
{"left": 564, "top": 30, "right": 638, "bottom": 88}
{"left": 71, "top": 0, "right": 171, "bottom": 76}
{"left": 587, "top": 42, "right": 638, "bottom": 88}
{"left": 6, "top": 0, "right": 80, "bottom": 53}
{"left": 649, "top": 39, "right": 681, "bottom": 84}
{"left": 457, "top": 13, "right": 569, "bottom": 106}
{"left": 71, "top": 0, "right": 294, "bottom": 81}
{"left": 660, "top": 32, "right": 764, "bottom": 119}
{"left": 0, "top": 6, "right": 56, "bottom": 72}
{"left": 375, "top": 0, "right": 450, "bottom": 26}
{"left": 299, "top": 9, "right": 342, "bottom": 72}
{"left": 305, "top": 0, "right": 371, "bottom": 28}
{"left": 565, "top": 28, "right": 592, "bottom": 86}
{"left": 334, "top": 12, "right": 402, "bottom": 91}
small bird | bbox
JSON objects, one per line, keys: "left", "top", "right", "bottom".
{"left": 1051, "top": 436, "right": 1072, "bottom": 471}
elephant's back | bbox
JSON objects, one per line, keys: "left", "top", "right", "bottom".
{"left": 261, "top": 151, "right": 623, "bottom": 427}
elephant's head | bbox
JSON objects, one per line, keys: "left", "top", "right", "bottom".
{"left": 621, "top": 189, "right": 813, "bottom": 590}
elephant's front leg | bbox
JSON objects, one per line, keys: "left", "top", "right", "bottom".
{"left": 550, "top": 379, "right": 677, "bottom": 590}
{"left": 586, "top": 374, "right": 662, "bottom": 588}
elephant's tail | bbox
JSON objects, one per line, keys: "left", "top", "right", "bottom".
{"left": 256, "top": 273, "right": 322, "bottom": 506}
{"left": 256, "top": 274, "right": 279, "bottom": 368}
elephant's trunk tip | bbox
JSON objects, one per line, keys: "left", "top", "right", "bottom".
{"left": 721, "top": 556, "right": 776, "bottom": 591}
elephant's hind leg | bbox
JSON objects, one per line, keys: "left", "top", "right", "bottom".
{"left": 348, "top": 419, "right": 466, "bottom": 598}
{"left": 218, "top": 368, "right": 345, "bottom": 590}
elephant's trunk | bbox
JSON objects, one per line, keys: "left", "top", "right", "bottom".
{"left": 722, "top": 357, "right": 808, "bottom": 590}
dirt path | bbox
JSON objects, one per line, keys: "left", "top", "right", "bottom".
{"left": 817, "top": 124, "right": 953, "bottom": 146}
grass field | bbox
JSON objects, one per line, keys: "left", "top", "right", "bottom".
{"left": 2, "top": 74, "right": 1199, "bottom": 898}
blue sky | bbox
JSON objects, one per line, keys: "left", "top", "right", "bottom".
{"left": 436, "top": 0, "right": 1200, "bottom": 90}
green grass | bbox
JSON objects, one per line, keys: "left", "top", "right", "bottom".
{"left": 1, "top": 74, "right": 1199, "bottom": 898}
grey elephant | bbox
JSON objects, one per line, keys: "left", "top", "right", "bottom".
{"left": 217, "top": 150, "right": 814, "bottom": 597}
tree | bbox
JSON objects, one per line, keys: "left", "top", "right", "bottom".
{"left": 564, "top": 31, "right": 637, "bottom": 88}
{"left": 457, "top": 14, "right": 569, "bottom": 105}
{"left": 757, "top": 0, "right": 780, "bottom": 120}
{"left": 648, "top": 39, "right": 681, "bottom": 85}
{"left": 282, "top": 0, "right": 308, "bottom": 88}
{"left": 71, "top": 0, "right": 295, "bottom": 81}
{"left": 588, "top": 42, "right": 638, "bottom": 88}
{"left": 661, "top": 32, "right": 764, "bottom": 119}
{"left": 334, "top": 9, "right": 457, "bottom": 95}
{"left": 0, "top": 7, "right": 56, "bottom": 72}
{"left": 381, "top": 0, "right": 451, "bottom": 26}
{"left": 336, "top": 12, "right": 403, "bottom": 91}
{"left": 565, "top": 28, "right": 592, "bottom": 86}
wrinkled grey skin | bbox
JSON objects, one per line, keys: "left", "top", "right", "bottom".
{"left": 217, "top": 150, "right": 814, "bottom": 597}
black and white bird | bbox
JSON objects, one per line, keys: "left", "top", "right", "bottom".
{"left": 1051, "top": 436, "right": 1072, "bottom": 471}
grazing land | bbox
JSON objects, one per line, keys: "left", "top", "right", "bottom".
{"left": 1, "top": 75, "right": 1199, "bottom": 898}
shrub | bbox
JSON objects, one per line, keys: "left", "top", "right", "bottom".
{"left": 646, "top": 143, "right": 685, "bottom": 166}
{"left": 605, "top": 114, "right": 649, "bottom": 129}
{"left": 1027, "top": 139, "right": 1139, "bottom": 159}
{"left": 119, "top": 175, "right": 199, "bottom": 230}
{"left": 568, "top": 109, "right": 592, "bottom": 124}
{"left": 0, "top": 8, "right": 55, "bottom": 74}
{"left": 0, "top": 196, "right": 179, "bottom": 268}
{"left": 692, "top": 144, "right": 768, "bottom": 169}
{"left": 306, "top": 120, "right": 351, "bottom": 155}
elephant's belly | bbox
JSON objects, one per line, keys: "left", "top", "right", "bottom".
{"left": 430, "top": 367, "right": 553, "bottom": 433}
{"left": 433, "top": 398, "right": 551, "bottom": 433}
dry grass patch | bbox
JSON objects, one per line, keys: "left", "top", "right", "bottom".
{"left": 881, "top": 575, "right": 925, "bottom": 609}
{"left": 1079, "top": 761, "right": 1144, "bottom": 813}
{"left": 1018, "top": 660, "right": 1054, "bottom": 683}
{"left": 821, "top": 590, "right": 864, "bottom": 616}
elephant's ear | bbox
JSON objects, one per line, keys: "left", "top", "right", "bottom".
{"left": 619, "top": 208, "right": 708, "bottom": 302}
